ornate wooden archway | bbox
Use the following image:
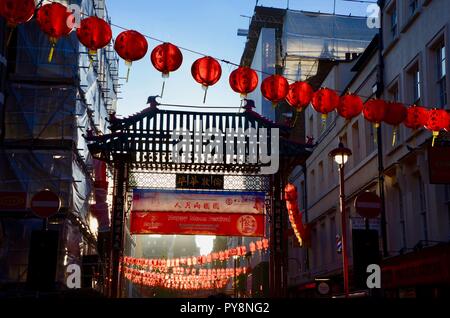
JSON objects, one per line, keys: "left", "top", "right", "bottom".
{"left": 86, "top": 99, "right": 312, "bottom": 297}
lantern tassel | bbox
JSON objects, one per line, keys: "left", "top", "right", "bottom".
{"left": 88, "top": 50, "right": 96, "bottom": 71}
{"left": 125, "top": 61, "right": 132, "bottom": 83}
{"left": 202, "top": 86, "right": 209, "bottom": 104}
{"left": 272, "top": 102, "right": 277, "bottom": 108}
{"left": 374, "top": 123, "right": 379, "bottom": 144}
{"left": 161, "top": 80, "right": 166, "bottom": 98}
{"left": 48, "top": 37, "right": 58, "bottom": 63}
{"left": 432, "top": 131, "right": 439, "bottom": 147}
{"left": 321, "top": 114, "right": 327, "bottom": 129}
{"left": 6, "top": 26, "right": 14, "bottom": 47}
{"left": 373, "top": 123, "right": 380, "bottom": 145}
{"left": 392, "top": 126, "right": 397, "bottom": 147}
{"left": 292, "top": 110, "right": 299, "bottom": 127}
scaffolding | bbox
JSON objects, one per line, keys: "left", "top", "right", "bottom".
{"left": 0, "top": 0, "right": 119, "bottom": 289}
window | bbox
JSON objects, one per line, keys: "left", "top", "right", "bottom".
{"left": 389, "top": 4, "right": 398, "bottom": 38}
{"left": 310, "top": 169, "right": 316, "bottom": 201}
{"left": 397, "top": 187, "right": 407, "bottom": 250}
{"left": 407, "top": 63, "right": 421, "bottom": 104}
{"left": 365, "top": 120, "right": 376, "bottom": 155}
{"left": 352, "top": 121, "right": 360, "bottom": 164}
{"left": 436, "top": 42, "right": 447, "bottom": 107}
{"left": 417, "top": 175, "right": 428, "bottom": 241}
{"left": 318, "top": 161, "right": 324, "bottom": 184}
{"left": 409, "top": 0, "right": 418, "bottom": 15}
{"left": 320, "top": 222, "right": 326, "bottom": 266}
{"left": 388, "top": 83, "right": 402, "bottom": 144}
{"left": 308, "top": 114, "right": 314, "bottom": 138}
{"left": 300, "top": 181, "right": 305, "bottom": 210}
{"left": 329, "top": 216, "right": 336, "bottom": 262}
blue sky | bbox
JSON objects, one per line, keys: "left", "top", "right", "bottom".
{"left": 108, "top": 0, "right": 369, "bottom": 117}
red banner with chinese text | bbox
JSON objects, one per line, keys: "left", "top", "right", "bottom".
{"left": 130, "top": 211, "right": 265, "bottom": 237}
{"left": 132, "top": 189, "right": 265, "bottom": 214}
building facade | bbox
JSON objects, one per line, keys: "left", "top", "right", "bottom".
{"left": 291, "top": 0, "right": 450, "bottom": 298}
{"left": 0, "top": 0, "right": 119, "bottom": 294}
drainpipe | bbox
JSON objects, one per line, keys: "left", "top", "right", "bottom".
{"left": 376, "top": 0, "right": 389, "bottom": 258}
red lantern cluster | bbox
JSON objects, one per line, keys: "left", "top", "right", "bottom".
{"left": 286, "top": 81, "right": 313, "bottom": 112}
{"left": 77, "top": 16, "right": 112, "bottom": 56}
{"left": 337, "top": 93, "right": 363, "bottom": 120}
{"left": 0, "top": 0, "right": 35, "bottom": 27}
{"left": 229, "top": 66, "right": 259, "bottom": 98}
{"left": 261, "top": 75, "right": 289, "bottom": 106}
{"left": 14, "top": 5, "right": 450, "bottom": 148}
{"left": 191, "top": 56, "right": 222, "bottom": 103}
{"left": 36, "top": 2, "right": 74, "bottom": 62}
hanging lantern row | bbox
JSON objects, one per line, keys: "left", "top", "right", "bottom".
{"left": 284, "top": 183, "right": 310, "bottom": 246}
{"left": 121, "top": 238, "right": 269, "bottom": 272}
{"left": 3, "top": 1, "right": 449, "bottom": 145}
{"left": 122, "top": 266, "right": 249, "bottom": 291}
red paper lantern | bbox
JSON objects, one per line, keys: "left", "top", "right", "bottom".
{"left": 151, "top": 42, "right": 183, "bottom": 77}
{"left": 286, "top": 81, "right": 313, "bottom": 112}
{"left": 77, "top": 16, "right": 112, "bottom": 56}
{"left": 151, "top": 42, "right": 183, "bottom": 97}
{"left": 0, "top": 0, "right": 35, "bottom": 27}
{"left": 249, "top": 242, "right": 256, "bottom": 253}
{"left": 114, "top": 30, "right": 148, "bottom": 81}
{"left": 403, "top": 105, "right": 429, "bottom": 130}
{"left": 284, "top": 183, "right": 298, "bottom": 202}
{"left": 363, "top": 99, "right": 388, "bottom": 128}
{"left": 191, "top": 56, "right": 222, "bottom": 103}
{"left": 312, "top": 88, "right": 339, "bottom": 120}
{"left": 337, "top": 93, "right": 363, "bottom": 120}
{"left": 229, "top": 66, "right": 258, "bottom": 98}
{"left": 261, "top": 75, "right": 289, "bottom": 106}
{"left": 36, "top": 3, "right": 73, "bottom": 63}
{"left": 384, "top": 102, "right": 407, "bottom": 146}
{"left": 425, "top": 108, "right": 449, "bottom": 146}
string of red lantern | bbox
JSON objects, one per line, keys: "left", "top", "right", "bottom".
{"left": 2, "top": 0, "right": 450, "bottom": 145}
{"left": 121, "top": 238, "right": 269, "bottom": 272}
{"left": 284, "top": 183, "right": 309, "bottom": 246}
{"left": 122, "top": 266, "right": 249, "bottom": 291}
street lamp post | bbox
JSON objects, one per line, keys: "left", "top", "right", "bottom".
{"left": 329, "top": 142, "right": 352, "bottom": 298}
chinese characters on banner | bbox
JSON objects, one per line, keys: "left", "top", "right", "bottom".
{"left": 130, "top": 189, "right": 266, "bottom": 236}
{"left": 176, "top": 174, "right": 224, "bottom": 190}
